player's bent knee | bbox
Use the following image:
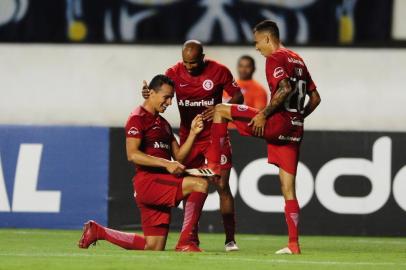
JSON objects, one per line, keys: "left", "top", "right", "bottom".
{"left": 194, "top": 178, "right": 208, "bottom": 193}
{"left": 183, "top": 177, "right": 208, "bottom": 194}
{"left": 144, "top": 237, "right": 165, "bottom": 251}
{"left": 216, "top": 183, "right": 231, "bottom": 195}
{"left": 145, "top": 244, "right": 164, "bottom": 251}
{"left": 214, "top": 103, "right": 231, "bottom": 117}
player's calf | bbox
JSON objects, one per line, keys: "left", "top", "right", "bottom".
{"left": 144, "top": 236, "right": 167, "bottom": 251}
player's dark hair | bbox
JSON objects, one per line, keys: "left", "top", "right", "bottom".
{"left": 253, "top": 20, "right": 280, "bottom": 40}
{"left": 148, "top": 74, "right": 175, "bottom": 92}
{"left": 238, "top": 55, "right": 256, "bottom": 70}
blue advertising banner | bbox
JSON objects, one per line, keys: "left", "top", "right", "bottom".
{"left": 0, "top": 126, "right": 109, "bottom": 229}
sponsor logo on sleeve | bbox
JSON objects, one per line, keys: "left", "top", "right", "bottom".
{"left": 128, "top": 127, "right": 139, "bottom": 135}
{"left": 237, "top": 105, "right": 248, "bottom": 111}
{"left": 232, "top": 80, "right": 239, "bottom": 88}
{"left": 203, "top": 79, "right": 214, "bottom": 91}
{"left": 273, "top": 67, "right": 285, "bottom": 78}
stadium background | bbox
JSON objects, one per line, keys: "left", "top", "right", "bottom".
{"left": 1, "top": 0, "right": 405, "bottom": 237}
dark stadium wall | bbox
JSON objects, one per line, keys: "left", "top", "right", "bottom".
{"left": 0, "top": 0, "right": 396, "bottom": 46}
{"left": 108, "top": 129, "right": 406, "bottom": 236}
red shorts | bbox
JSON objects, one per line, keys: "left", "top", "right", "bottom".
{"left": 231, "top": 104, "right": 303, "bottom": 175}
{"left": 133, "top": 171, "right": 184, "bottom": 236}
{"left": 182, "top": 138, "right": 232, "bottom": 170}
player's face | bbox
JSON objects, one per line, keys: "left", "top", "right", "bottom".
{"left": 150, "top": 84, "right": 174, "bottom": 114}
{"left": 254, "top": 31, "right": 272, "bottom": 57}
{"left": 237, "top": 58, "right": 254, "bottom": 80}
{"left": 182, "top": 52, "right": 205, "bottom": 76}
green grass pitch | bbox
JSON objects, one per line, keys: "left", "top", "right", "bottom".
{"left": 0, "top": 229, "right": 405, "bottom": 270}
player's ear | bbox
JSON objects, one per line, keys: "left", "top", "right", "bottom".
{"left": 266, "top": 34, "right": 271, "bottom": 44}
{"left": 149, "top": 89, "right": 157, "bottom": 97}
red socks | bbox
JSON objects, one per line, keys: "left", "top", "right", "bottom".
{"left": 97, "top": 225, "right": 146, "bottom": 250}
{"left": 178, "top": 192, "right": 208, "bottom": 245}
{"left": 222, "top": 213, "right": 236, "bottom": 244}
{"left": 285, "top": 200, "right": 300, "bottom": 244}
{"left": 182, "top": 196, "right": 200, "bottom": 245}
{"left": 206, "top": 122, "right": 228, "bottom": 166}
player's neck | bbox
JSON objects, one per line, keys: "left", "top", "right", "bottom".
{"left": 270, "top": 42, "right": 283, "bottom": 55}
{"left": 142, "top": 102, "right": 158, "bottom": 116}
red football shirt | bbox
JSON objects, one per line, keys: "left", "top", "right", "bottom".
{"left": 265, "top": 48, "right": 316, "bottom": 120}
{"left": 125, "top": 106, "right": 174, "bottom": 173}
{"left": 166, "top": 59, "right": 241, "bottom": 143}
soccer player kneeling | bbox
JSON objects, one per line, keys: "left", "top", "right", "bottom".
{"left": 78, "top": 75, "right": 208, "bottom": 252}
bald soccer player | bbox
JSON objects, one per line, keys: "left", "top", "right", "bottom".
{"left": 205, "top": 20, "right": 321, "bottom": 255}
{"left": 142, "top": 40, "right": 243, "bottom": 251}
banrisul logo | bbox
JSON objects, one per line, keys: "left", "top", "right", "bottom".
{"left": 178, "top": 98, "right": 214, "bottom": 107}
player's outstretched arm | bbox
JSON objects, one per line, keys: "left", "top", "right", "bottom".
{"left": 171, "top": 114, "right": 204, "bottom": 163}
{"left": 303, "top": 89, "right": 321, "bottom": 118}
{"left": 249, "top": 78, "right": 292, "bottom": 136}
{"left": 126, "top": 137, "right": 185, "bottom": 174}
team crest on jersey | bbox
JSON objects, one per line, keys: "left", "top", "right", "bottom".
{"left": 237, "top": 105, "right": 248, "bottom": 111}
{"left": 128, "top": 127, "right": 139, "bottom": 135}
{"left": 202, "top": 79, "right": 214, "bottom": 91}
{"left": 273, "top": 67, "right": 285, "bottom": 78}
{"left": 220, "top": 154, "right": 227, "bottom": 165}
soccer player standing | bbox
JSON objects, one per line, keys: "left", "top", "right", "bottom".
{"left": 143, "top": 40, "right": 243, "bottom": 251}
{"left": 205, "top": 20, "right": 321, "bottom": 254}
{"left": 79, "top": 75, "right": 209, "bottom": 252}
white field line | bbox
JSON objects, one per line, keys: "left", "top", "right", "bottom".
{"left": 348, "top": 239, "right": 406, "bottom": 245}
{"left": 0, "top": 252, "right": 405, "bottom": 267}
{"left": 3, "top": 231, "right": 405, "bottom": 244}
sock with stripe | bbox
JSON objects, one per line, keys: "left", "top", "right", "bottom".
{"left": 285, "top": 199, "right": 300, "bottom": 244}
{"left": 206, "top": 122, "right": 228, "bottom": 166}
{"left": 177, "top": 192, "right": 208, "bottom": 246}
{"left": 96, "top": 225, "right": 146, "bottom": 250}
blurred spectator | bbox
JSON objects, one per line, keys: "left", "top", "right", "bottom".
{"left": 223, "top": 55, "right": 268, "bottom": 128}
{"left": 223, "top": 55, "right": 268, "bottom": 109}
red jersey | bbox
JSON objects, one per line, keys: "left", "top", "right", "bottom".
{"left": 265, "top": 48, "right": 316, "bottom": 121}
{"left": 166, "top": 59, "right": 241, "bottom": 143}
{"left": 125, "top": 106, "right": 175, "bottom": 173}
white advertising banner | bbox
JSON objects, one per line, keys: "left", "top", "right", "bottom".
{"left": 1, "top": 45, "right": 405, "bottom": 131}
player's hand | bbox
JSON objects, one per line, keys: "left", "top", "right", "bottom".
{"left": 191, "top": 114, "right": 204, "bottom": 135}
{"left": 142, "top": 80, "right": 150, "bottom": 100}
{"left": 248, "top": 112, "right": 266, "bottom": 137}
{"left": 202, "top": 106, "right": 215, "bottom": 121}
{"left": 166, "top": 161, "right": 185, "bottom": 175}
